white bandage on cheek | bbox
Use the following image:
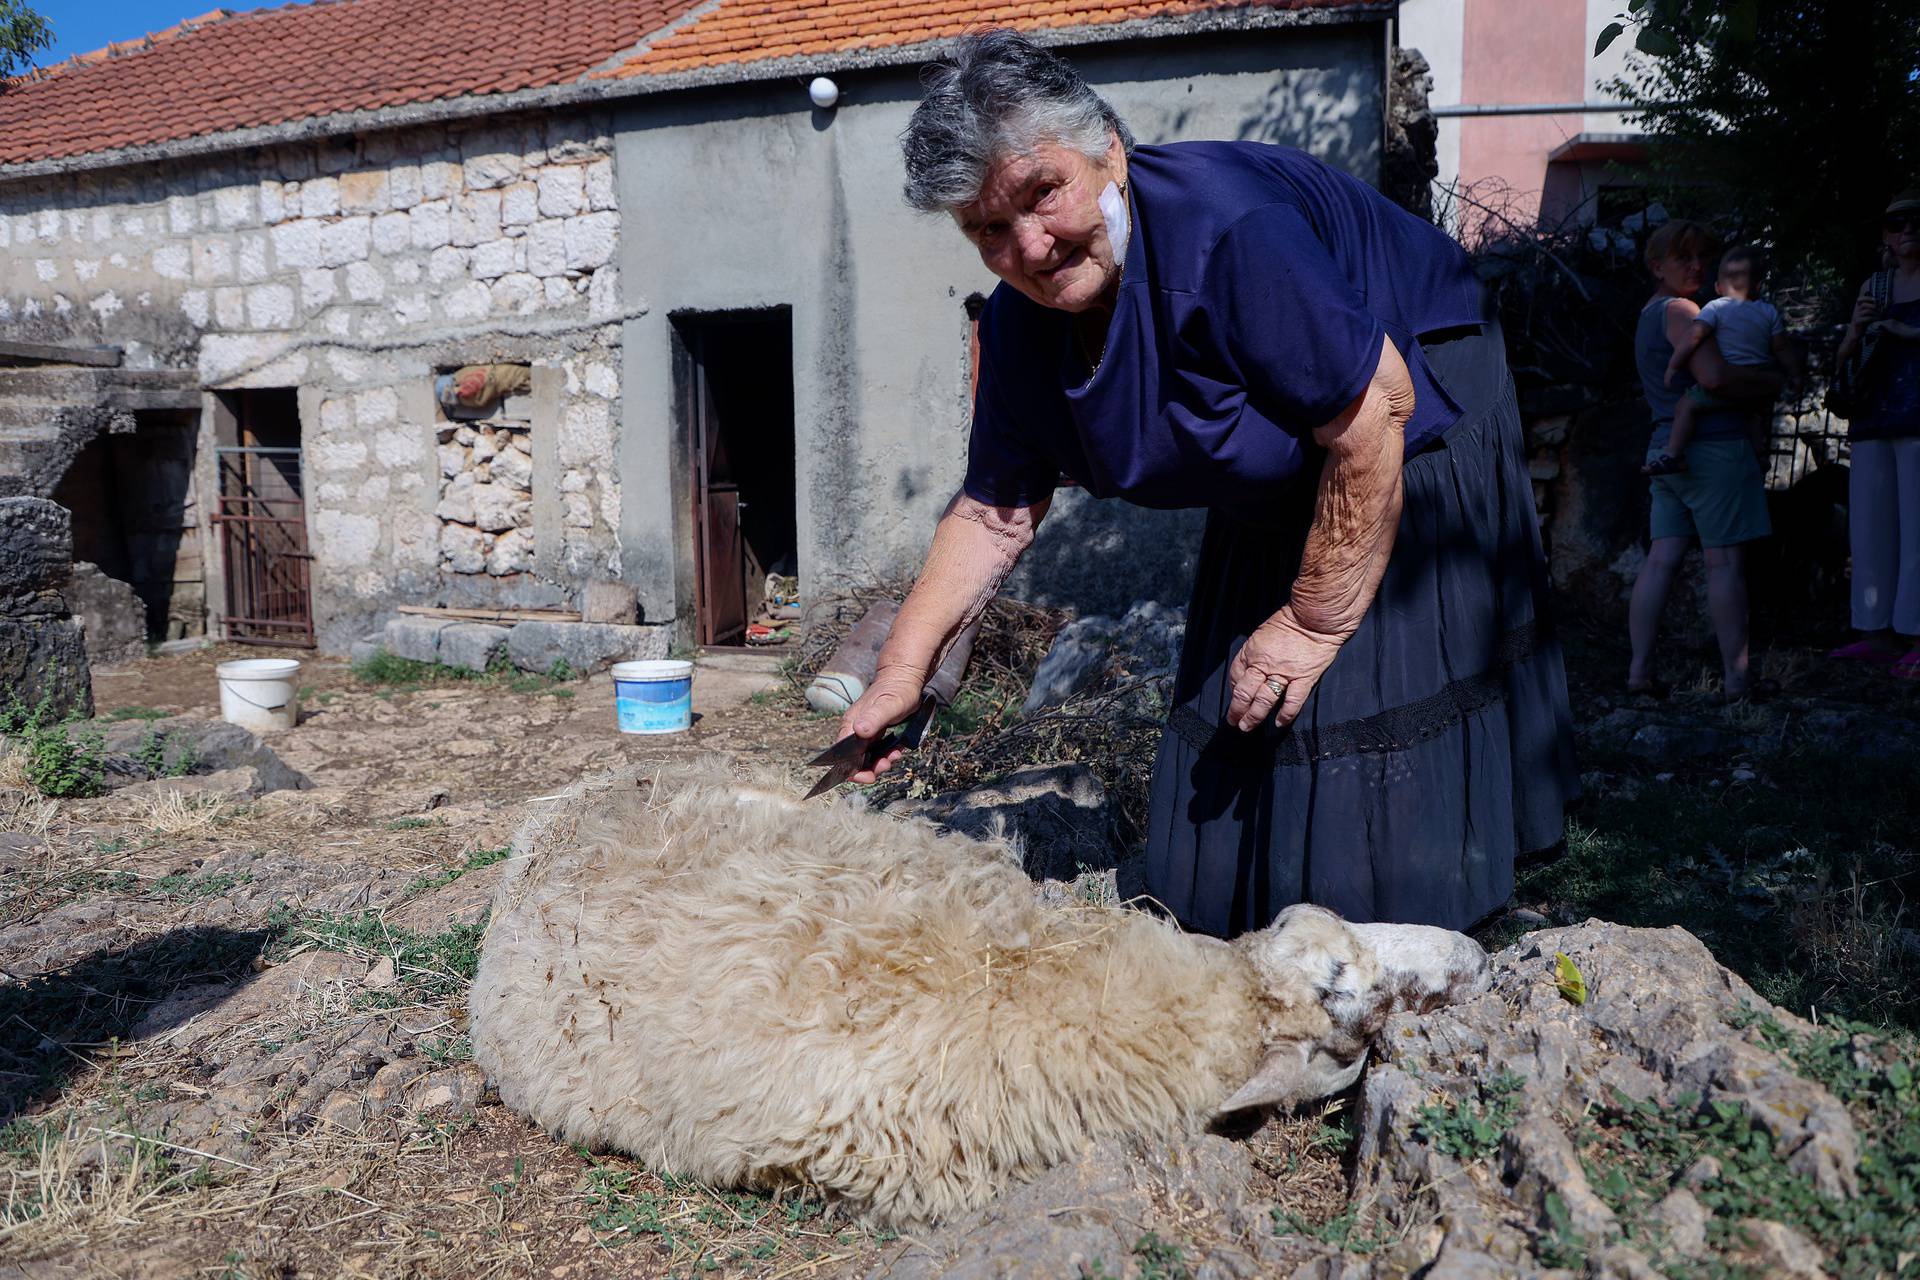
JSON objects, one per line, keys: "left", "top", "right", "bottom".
{"left": 1099, "top": 180, "right": 1130, "bottom": 268}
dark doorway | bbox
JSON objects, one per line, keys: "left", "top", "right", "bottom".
{"left": 52, "top": 411, "right": 204, "bottom": 642}
{"left": 673, "top": 310, "right": 797, "bottom": 647}
{"left": 212, "top": 388, "right": 313, "bottom": 647}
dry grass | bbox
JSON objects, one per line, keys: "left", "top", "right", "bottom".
{"left": 0, "top": 744, "right": 32, "bottom": 794}
{"left": 118, "top": 788, "right": 230, "bottom": 839}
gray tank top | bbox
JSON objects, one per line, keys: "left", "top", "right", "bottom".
{"left": 1634, "top": 296, "right": 1750, "bottom": 448}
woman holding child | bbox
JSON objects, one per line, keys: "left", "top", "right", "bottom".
{"left": 1627, "top": 220, "right": 1783, "bottom": 700}
{"left": 1828, "top": 191, "right": 1920, "bottom": 678}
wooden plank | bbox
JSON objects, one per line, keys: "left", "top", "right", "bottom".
{"left": 394, "top": 605, "right": 583, "bottom": 623}
{"left": 0, "top": 338, "right": 123, "bottom": 367}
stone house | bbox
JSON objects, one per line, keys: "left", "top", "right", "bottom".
{"left": 0, "top": 0, "right": 1408, "bottom": 660}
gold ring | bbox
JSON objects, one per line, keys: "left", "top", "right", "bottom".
{"left": 1265, "top": 676, "right": 1287, "bottom": 697}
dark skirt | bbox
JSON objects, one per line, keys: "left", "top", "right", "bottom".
{"left": 1144, "top": 321, "right": 1578, "bottom": 937}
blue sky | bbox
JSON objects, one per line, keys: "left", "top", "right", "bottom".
{"left": 34, "top": 0, "right": 304, "bottom": 67}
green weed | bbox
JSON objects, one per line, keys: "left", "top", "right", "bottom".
{"left": 1551, "top": 1006, "right": 1920, "bottom": 1277}
{"left": 1273, "top": 1203, "right": 1400, "bottom": 1256}
{"left": 263, "top": 906, "right": 485, "bottom": 1004}
{"left": 151, "top": 870, "right": 252, "bottom": 900}
{"left": 102, "top": 706, "right": 169, "bottom": 722}
{"left": 1413, "top": 1070, "right": 1526, "bottom": 1161}
{"left": 1131, "top": 1232, "right": 1191, "bottom": 1280}
{"left": 404, "top": 845, "right": 509, "bottom": 896}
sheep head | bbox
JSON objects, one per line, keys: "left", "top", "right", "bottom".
{"left": 1216, "top": 905, "right": 1489, "bottom": 1114}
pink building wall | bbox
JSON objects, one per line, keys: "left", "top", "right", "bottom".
{"left": 1457, "top": 0, "right": 1588, "bottom": 223}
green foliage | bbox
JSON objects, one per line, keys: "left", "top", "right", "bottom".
{"left": 1604, "top": 0, "right": 1920, "bottom": 294}
{"left": 24, "top": 722, "right": 105, "bottom": 798}
{"left": 1414, "top": 1071, "right": 1526, "bottom": 1161}
{"left": 0, "top": 0, "right": 52, "bottom": 79}
{"left": 352, "top": 652, "right": 457, "bottom": 686}
{"left": 1559, "top": 1008, "right": 1920, "bottom": 1279}
{"left": 133, "top": 730, "right": 167, "bottom": 778}
{"left": 0, "top": 686, "right": 101, "bottom": 797}
{"left": 1273, "top": 1204, "right": 1399, "bottom": 1255}
{"left": 103, "top": 706, "right": 169, "bottom": 722}
{"left": 1500, "top": 736, "right": 1920, "bottom": 1033}
{"left": 132, "top": 729, "right": 198, "bottom": 779}
{"left": 404, "top": 844, "right": 510, "bottom": 895}
{"left": 1130, "top": 1232, "right": 1191, "bottom": 1280}
{"left": 263, "top": 906, "right": 485, "bottom": 1004}
{"left": 385, "top": 816, "right": 440, "bottom": 831}
{"left": 354, "top": 649, "right": 576, "bottom": 695}
{"left": 151, "top": 870, "right": 251, "bottom": 900}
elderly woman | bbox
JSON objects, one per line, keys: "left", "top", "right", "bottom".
{"left": 838, "top": 32, "right": 1576, "bottom": 936}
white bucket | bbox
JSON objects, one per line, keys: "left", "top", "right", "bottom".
{"left": 216, "top": 657, "right": 303, "bottom": 731}
{"left": 612, "top": 659, "right": 693, "bottom": 734}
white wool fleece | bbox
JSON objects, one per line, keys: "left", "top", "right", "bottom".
{"left": 469, "top": 768, "right": 1484, "bottom": 1226}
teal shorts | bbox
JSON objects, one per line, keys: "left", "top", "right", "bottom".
{"left": 1647, "top": 440, "right": 1771, "bottom": 548}
{"left": 1684, "top": 384, "right": 1735, "bottom": 409}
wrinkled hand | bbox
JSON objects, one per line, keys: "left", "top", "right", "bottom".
{"left": 1226, "top": 606, "right": 1348, "bottom": 732}
{"left": 835, "top": 674, "right": 924, "bottom": 783}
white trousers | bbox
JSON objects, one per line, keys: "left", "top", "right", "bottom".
{"left": 1850, "top": 436, "right": 1920, "bottom": 634}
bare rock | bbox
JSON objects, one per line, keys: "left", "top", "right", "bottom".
{"left": 1022, "top": 600, "right": 1185, "bottom": 713}
{"left": 505, "top": 619, "right": 668, "bottom": 674}
{"left": 871, "top": 1132, "right": 1338, "bottom": 1280}
{"left": 1729, "top": 1219, "right": 1826, "bottom": 1278}
{"left": 1650, "top": 1188, "right": 1708, "bottom": 1258}
{"left": 94, "top": 716, "right": 310, "bottom": 793}
{"left": 64, "top": 561, "right": 147, "bottom": 666}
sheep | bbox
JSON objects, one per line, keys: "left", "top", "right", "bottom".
{"left": 468, "top": 768, "right": 1488, "bottom": 1227}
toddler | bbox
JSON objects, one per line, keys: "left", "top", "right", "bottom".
{"left": 1646, "top": 246, "right": 1803, "bottom": 475}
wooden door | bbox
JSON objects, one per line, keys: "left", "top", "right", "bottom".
{"left": 689, "top": 334, "right": 747, "bottom": 646}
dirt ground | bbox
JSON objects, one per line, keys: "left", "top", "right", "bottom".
{"left": 1, "top": 643, "right": 935, "bottom": 1279}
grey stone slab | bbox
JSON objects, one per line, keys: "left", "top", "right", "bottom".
{"left": 92, "top": 716, "right": 309, "bottom": 793}
{"left": 383, "top": 617, "right": 456, "bottom": 665}
{"left": 504, "top": 620, "right": 668, "bottom": 675}
{"left": 437, "top": 622, "right": 510, "bottom": 673}
{"left": 64, "top": 562, "right": 147, "bottom": 667}
{"left": 349, "top": 633, "right": 386, "bottom": 667}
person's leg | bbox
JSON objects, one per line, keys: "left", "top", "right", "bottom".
{"left": 1841, "top": 438, "right": 1902, "bottom": 658}
{"left": 1628, "top": 536, "right": 1690, "bottom": 690}
{"left": 1703, "top": 542, "right": 1751, "bottom": 695}
{"left": 1889, "top": 438, "right": 1920, "bottom": 663}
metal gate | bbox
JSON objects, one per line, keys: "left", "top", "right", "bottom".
{"left": 214, "top": 445, "right": 314, "bottom": 646}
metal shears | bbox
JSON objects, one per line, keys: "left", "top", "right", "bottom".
{"left": 803, "top": 689, "right": 940, "bottom": 799}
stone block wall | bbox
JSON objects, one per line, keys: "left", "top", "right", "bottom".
{"left": 0, "top": 110, "right": 628, "bottom": 651}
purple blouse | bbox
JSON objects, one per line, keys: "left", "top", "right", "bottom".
{"left": 963, "top": 142, "right": 1487, "bottom": 510}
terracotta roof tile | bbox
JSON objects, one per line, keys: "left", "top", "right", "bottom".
{"left": 0, "top": 0, "right": 1368, "bottom": 166}
{"left": 593, "top": 0, "right": 1366, "bottom": 80}
{"left": 0, "top": 0, "right": 702, "bottom": 165}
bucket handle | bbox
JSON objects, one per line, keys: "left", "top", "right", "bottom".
{"left": 225, "top": 682, "right": 290, "bottom": 712}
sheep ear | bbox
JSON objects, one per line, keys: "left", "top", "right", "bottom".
{"left": 1216, "top": 1041, "right": 1312, "bottom": 1114}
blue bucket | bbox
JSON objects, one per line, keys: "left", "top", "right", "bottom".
{"left": 612, "top": 659, "right": 693, "bottom": 734}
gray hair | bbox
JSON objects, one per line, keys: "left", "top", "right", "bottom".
{"left": 901, "top": 29, "right": 1135, "bottom": 214}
